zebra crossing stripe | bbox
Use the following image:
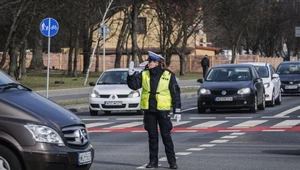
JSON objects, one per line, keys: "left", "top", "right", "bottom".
{"left": 106, "top": 121, "right": 143, "bottom": 129}
{"left": 231, "top": 120, "right": 267, "bottom": 128}
{"left": 271, "top": 120, "right": 300, "bottom": 128}
{"left": 85, "top": 122, "right": 113, "bottom": 128}
{"left": 189, "top": 121, "right": 228, "bottom": 128}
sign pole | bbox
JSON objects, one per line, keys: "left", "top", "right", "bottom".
{"left": 40, "top": 17, "right": 59, "bottom": 98}
{"left": 103, "top": 27, "right": 106, "bottom": 72}
{"left": 46, "top": 19, "right": 51, "bottom": 98}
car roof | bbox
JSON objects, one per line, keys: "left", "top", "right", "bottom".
{"left": 279, "top": 61, "right": 300, "bottom": 64}
{"left": 240, "top": 62, "right": 269, "bottom": 66}
{"left": 104, "top": 67, "right": 143, "bottom": 72}
{"left": 212, "top": 63, "right": 254, "bottom": 68}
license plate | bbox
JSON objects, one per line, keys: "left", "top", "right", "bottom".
{"left": 104, "top": 101, "right": 122, "bottom": 106}
{"left": 285, "top": 85, "right": 298, "bottom": 89}
{"left": 78, "top": 151, "right": 92, "bottom": 165}
{"left": 215, "top": 97, "right": 233, "bottom": 101}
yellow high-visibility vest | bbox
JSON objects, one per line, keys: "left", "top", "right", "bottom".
{"left": 140, "top": 70, "right": 172, "bottom": 110}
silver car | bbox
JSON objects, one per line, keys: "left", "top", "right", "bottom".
{"left": 89, "top": 68, "right": 143, "bottom": 115}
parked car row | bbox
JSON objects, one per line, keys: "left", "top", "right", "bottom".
{"left": 197, "top": 61, "right": 300, "bottom": 113}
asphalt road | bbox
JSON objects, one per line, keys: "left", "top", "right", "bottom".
{"left": 73, "top": 95, "right": 300, "bottom": 170}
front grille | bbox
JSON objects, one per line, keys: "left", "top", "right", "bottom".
{"left": 99, "top": 95, "right": 110, "bottom": 98}
{"left": 62, "top": 126, "right": 89, "bottom": 147}
{"left": 211, "top": 90, "right": 237, "bottom": 95}
{"left": 90, "top": 104, "right": 100, "bottom": 108}
{"left": 281, "top": 81, "right": 300, "bottom": 84}
{"left": 213, "top": 101, "right": 236, "bottom": 106}
{"left": 117, "top": 95, "right": 128, "bottom": 98}
{"left": 129, "top": 103, "right": 139, "bottom": 108}
{"left": 101, "top": 104, "right": 126, "bottom": 108}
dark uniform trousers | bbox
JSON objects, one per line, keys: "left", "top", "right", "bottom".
{"left": 143, "top": 111, "right": 176, "bottom": 164}
{"left": 203, "top": 66, "right": 208, "bottom": 78}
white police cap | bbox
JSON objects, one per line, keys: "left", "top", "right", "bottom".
{"left": 147, "top": 51, "right": 164, "bottom": 62}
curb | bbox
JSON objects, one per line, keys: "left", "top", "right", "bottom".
{"left": 65, "top": 92, "right": 198, "bottom": 113}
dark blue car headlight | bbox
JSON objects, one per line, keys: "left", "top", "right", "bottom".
{"left": 237, "top": 87, "right": 251, "bottom": 95}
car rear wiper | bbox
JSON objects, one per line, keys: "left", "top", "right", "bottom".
{"left": 0, "top": 83, "right": 32, "bottom": 92}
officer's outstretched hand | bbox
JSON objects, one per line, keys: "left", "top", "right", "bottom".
{"left": 128, "top": 61, "right": 135, "bottom": 75}
{"left": 173, "top": 108, "right": 181, "bottom": 122}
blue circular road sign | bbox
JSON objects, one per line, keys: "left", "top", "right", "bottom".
{"left": 40, "top": 18, "right": 59, "bottom": 37}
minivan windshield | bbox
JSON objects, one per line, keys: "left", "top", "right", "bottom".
{"left": 276, "top": 63, "right": 300, "bottom": 75}
{"left": 206, "top": 67, "right": 251, "bottom": 81}
{"left": 0, "top": 70, "right": 17, "bottom": 85}
{"left": 97, "top": 71, "right": 128, "bottom": 84}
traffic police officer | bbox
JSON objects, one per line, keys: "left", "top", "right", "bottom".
{"left": 127, "top": 51, "right": 181, "bottom": 169}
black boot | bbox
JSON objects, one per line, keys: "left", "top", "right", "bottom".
{"left": 169, "top": 162, "right": 178, "bottom": 169}
{"left": 146, "top": 161, "right": 158, "bottom": 168}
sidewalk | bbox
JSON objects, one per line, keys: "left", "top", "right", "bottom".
{"left": 37, "top": 79, "right": 200, "bottom": 113}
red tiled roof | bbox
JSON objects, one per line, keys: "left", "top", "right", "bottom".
{"left": 196, "top": 46, "right": 222, "bottom": 52}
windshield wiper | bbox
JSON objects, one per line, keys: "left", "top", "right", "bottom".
{"left": 0, "top": 83, "right": 32, "bottom": 92}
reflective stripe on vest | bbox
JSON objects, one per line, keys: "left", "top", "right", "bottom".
{"left": 140, "top": 70, "right": 172, "bottom": 110}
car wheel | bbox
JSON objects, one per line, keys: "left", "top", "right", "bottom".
{"left": 89, "top": 109, "right": 98, "bottom": 116}
{"left": 0, "top": 145, "right": 23, "bottom": 170}
{"left": 275, "top": 91, "right": 281, "bottom": 105}
{"left": 137, "top": 110, "right": 144, "bottom": 115}
{"left": 198, "top": 107, "right": 206, "bottom": 113}
{"left": 269, "top": 91, "right": 275, "bottom": 107}
{"left": 104, "top": 111, "right": 111, "bottom": 114}
{"left": 250, "top": 95, "right": 258, "bottom": 113}
{"left": 258, "top": 93, "right": 265, "bottom": 110}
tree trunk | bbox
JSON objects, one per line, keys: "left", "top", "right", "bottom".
{"left": 29, "top": 33, "right": 44, "bottom": 69}
{"left": 82, "top": 26, "right": 93, "bottom": 74}
{"left": 179, "top": 53, "right": 186, "bottom": 76}
{"left": 19, "top": 40, "right": 27, "bottom": 79}
{"left": 231, "top": 44, "right": 237, "bottom": 63}
{"left": 115, "top": 11, "right": 129, "bottom": 68}
{"left": 95, "top": 46, "right": 99, "bottom": 72}
{"left": 8, "top": 41, "right": 19, "bottom": 77}
{"left": 68, "top": 39, "right": 74, "bottom": 75}
{"left": 131, "top": 0, "right": 138, "bottom": 66}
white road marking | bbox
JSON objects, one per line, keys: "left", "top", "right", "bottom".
{"left": 221, "top": 135, "right": 237, "bottom": 139}
{"left": 230, "top": 132, "right": 245, "bottom": 135}
{"left": 106, "top": 121, "right": 143, "bottom": 129}
{"left": 89, "top": 130, "right": 111, "bottom": 132}
{"left": 172, "top": 121, "right": 192, "bottom": 126}
{"left": 116, "top": 118, "right": 143, "bottom": 121}
{"left": 85, "top": 122, "right": 113, "bottom": 128}
{"left": 159, "top": 157, "right": 179, "bottom": 161}
{"left": 271, "top": 120, "right": 300, "bottom": 128}
{"left": 231, "top": 120, "right": 267, "bottom": 128}
{"left": 273, "top": 105, "right": 300, "bottom": 117}
{"left": 261, "top": 116, "right": 289, "bottom": 119}
{"left": 218, "top": 130, "right": 241, "bottom": 132}
{"left": 82, "top": 118, "right": 109, "bottom": 121}
{"left": 182, "top": 107, "right": 197, "bottom": 112}
{"left": 187, "top": 148, "right": 205, "bottom": 151}
{"left": 176, "top": 152, "right": 192, "bottom": 156}
{"left": 189, "top": 117, "right": 216, "bottom": 120}
{"left": 225, "top": 117, "right": 252, "bottom": 119}
{"left": 190, "top": 121, "right": 228, "bottom": 128}
{"left": 210, "top": 140, "right": 229, "bottom": 143}
{"left": 199, "top": 144, "right": 215, "bottom": 147}
{"left": 174, "top": 130, "right": 197, "bottom": 132}
{"left": 262, "top": 129, "right": 285, "bottom": 132}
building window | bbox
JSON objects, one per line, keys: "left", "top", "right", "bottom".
{"left": 137, "top": 17, "right": 146, "bottom": 34}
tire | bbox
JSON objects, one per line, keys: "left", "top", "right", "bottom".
{"left": 250, "top": 95, "right": 258, "bottom": 113}
{"left": 275, "top": 91, "right": 282, "bottom": 105}
{"left": 269, "top": 91, "right": 275, "bottom": 107}
{"left": 89, "top": 109, "right": 98, "bottom": 116}
{"left": 197, "top": 107, "right": 206, "bottom": 113}
{"left": 0, "top": 145, "right": 23, "bottom": 170}
{"left": 258, "top": 93, "right": 265, "bottom": 110}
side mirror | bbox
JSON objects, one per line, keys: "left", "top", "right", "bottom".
{"left": 272, "top": 73, "right": 279, "bottom": 79}
{"left": 89, "top": 82, "right": 95, "bottom": 86}
{"left": 254, "top": 78, "right": 262, "bottom": 83}
{"left": 197, "top": 79, "right": 203, "bottom": 83}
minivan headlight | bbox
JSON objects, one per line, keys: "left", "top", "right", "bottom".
{"left": 199, "top": 88, "right": 211, "bottom": 95}
{"left": 237, "top": 87, "right": 251, "bottom": 95}
{"left": 128, "top": 90, "right": 140, "bottom": 98}
{"left": 90, "top": 90, "right": 100, "bottom": 98}
{"left": 24, "top": 124, "right": 65, "bottom": 146}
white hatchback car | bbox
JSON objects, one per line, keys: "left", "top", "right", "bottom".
{"left": 89, "top": 68, "right": 143, "bottom": 116}
{"left": 245, "top": 62, "right": 281, "bottom": 106}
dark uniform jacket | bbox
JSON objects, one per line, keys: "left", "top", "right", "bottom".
{"left": 127, "top": 66, "right": 181, "bottom": 114}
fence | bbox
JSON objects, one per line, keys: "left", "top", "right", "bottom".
{"left": 0, "top": 52, "right": 298, "bottom": 73}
